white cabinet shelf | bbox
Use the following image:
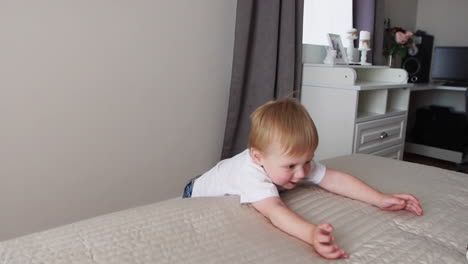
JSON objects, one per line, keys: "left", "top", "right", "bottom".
{"left": 301, "top": 64, "right": 411, "bottom": 161}
{"left": 405, "top": 84, "right": 467, "bottom": 164}
{"left": 405, "top": 142, "right": 465, "bottom": 164}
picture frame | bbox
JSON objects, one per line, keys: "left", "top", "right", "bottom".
{"left": 327, "top": 33, "right": 348, "bottom": 64}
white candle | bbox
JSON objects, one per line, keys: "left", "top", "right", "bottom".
{"left": 359, "top": 31, "right": 370, "bottom": 40}
{"left": 347, "top": 28, "right": 358, "bottom": 38}
{"left": 359, "top": 31, "right": 371, "bottom": 49}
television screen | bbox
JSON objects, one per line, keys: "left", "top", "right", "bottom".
{"left": 431, "top": 46, "right": 468, "bottom": 85}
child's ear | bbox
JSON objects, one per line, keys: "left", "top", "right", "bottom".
{"left": 250, "top": 147, "right": 264, "bottom": 166}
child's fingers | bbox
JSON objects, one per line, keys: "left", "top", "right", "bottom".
{"left": 319, "top": 246, "right": 347, "bottom": 259}
{"left": 317, "top": 223, "right": 334, "bottom": 233}
{"left": 326, "top": 248, "right": 347, "bottom": 259}
{"left": 388, "top": 196, "right": 405, "bottom": 205}
{"left": 406, "top": 201, "right": 423, "bottom": 215}
{"left": 383, "top": 203, "right": 405, "bottom": 211}
{"left": 394, "top": 193, "right": 421, "bottom": 205}
{"left": 380, "top": 196, "right": 404, "bottom": 210}
{"left": 314, "top": 223, "right": 348, "bottom": 259}
{"left": 316, "top": 232, "right": 334, "bottom": 244}
{"left": 317, "top": 243, "right": 338, "bottom": 253}
{"left": 414, "top": 202, "right": 423, "bottom": 215}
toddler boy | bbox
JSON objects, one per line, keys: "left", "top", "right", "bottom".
{"left": 183, "top": 98, "right": 423, "bottom": 259}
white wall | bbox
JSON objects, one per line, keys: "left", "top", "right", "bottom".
{"left": 0, "top": 0, "right": 236, "bottom": 241}
{"left": 384, "top": 0, "right": 418, "bottom": 31}
{"left": 378, "top": 0, "right": 418, "bottom": 66}
{"left": 416, "top": 0, "right": 468, "bottom": 46}
{"left": 302, "top": 0, "right": 353, "bottom": 45}
{"left": 385, "top": 0, "right": 468, "bottom": 46}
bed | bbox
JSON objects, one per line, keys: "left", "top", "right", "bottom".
{"left": 1, "top": 154, "right": 467, "bottom": 263}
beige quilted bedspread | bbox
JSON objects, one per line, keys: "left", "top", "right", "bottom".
{"left": 1, "top": 154, "right": 467, "bottom": 263}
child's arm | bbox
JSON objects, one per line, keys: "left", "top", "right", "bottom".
{"left": 319, "top": 168, "right": 423, "bottom": 216}
{"left": 252, "top": 196, "right": 348, "bottom": 259}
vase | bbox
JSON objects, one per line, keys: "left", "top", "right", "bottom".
{"left": 387, "top": 54, "right": 402, "bottom": 68}
{"left": 387, "top": 55, "right": 393, "bottom": 67}
{"left": 387, "top": 54, "right": 403, "bottom": 68}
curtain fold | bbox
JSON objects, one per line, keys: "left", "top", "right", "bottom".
{"left": 221, "top": 0, "right": 304, "bottom": 159}
{"left": 353, "top": 0, "right": 381, "bottom": 64}
{"left": 372, "top": 0, "right": 386, "bottom": 65}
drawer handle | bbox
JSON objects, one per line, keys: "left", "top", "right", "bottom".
{"left": 380, "top": 132, "right": 388, "bottom": 139}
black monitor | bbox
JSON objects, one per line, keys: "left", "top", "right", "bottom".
{"left": 431, "top": 46, "right": 468, "bottom": 86}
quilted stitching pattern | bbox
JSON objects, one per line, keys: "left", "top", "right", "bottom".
{"left": 0, "top": 154, "right": 467, "bottom": 263}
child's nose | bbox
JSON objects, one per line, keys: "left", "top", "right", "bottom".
{"left": 296, "top": 167, "right": 306, "bottom": 179}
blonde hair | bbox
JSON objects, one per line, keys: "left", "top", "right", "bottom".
{"left": 248, "top": 98, "right": 318, "bottom": 156}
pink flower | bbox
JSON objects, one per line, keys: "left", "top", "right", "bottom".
{"left": 395, "top": 31, "right": 413, "bottom": 44}
{"left": 384, "top": 26, "right": 416, "bottom": 58}
{"left": 395, "top": 32, "right": 407, "bottom": 44}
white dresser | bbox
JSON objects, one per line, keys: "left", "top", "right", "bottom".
{"left": 300, "top": 64, "right": 412, "bottom": 161}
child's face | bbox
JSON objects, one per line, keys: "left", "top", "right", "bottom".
{"left": 251, "top": 142, "right": 314, "bottom": 189}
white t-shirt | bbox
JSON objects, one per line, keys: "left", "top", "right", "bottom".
{"left": 191, "top": 149, "right": 326, "bottom": 203}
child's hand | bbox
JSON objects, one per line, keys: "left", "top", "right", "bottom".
{"left": 378, "top": 193, "right": 423, "bottom": 216}
{"left": 311, "top": 223, "right": 349, "bottom": 259}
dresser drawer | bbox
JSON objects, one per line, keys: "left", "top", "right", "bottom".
{"left": 354, "top": 115, "right": 406, "bottom": 154}
{"left": 369, "top": 144, "right": 404, "bottom": 160}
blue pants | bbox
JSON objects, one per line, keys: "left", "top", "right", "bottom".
{"left": 182, "top": 175, "right": 200, "bottom": 198}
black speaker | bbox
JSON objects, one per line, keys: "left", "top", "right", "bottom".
{"left": 402, "top": 32, "right": 434, "bottom": 83}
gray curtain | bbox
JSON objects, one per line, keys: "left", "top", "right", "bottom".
{"left": 354, "top": 0, "right": 384, "bottom": 64}
{"left": 221, "top": 0, "right": 304, "bottom": 159}
{"left": 372, "top": 0, "right": 386, "bottom": 65}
